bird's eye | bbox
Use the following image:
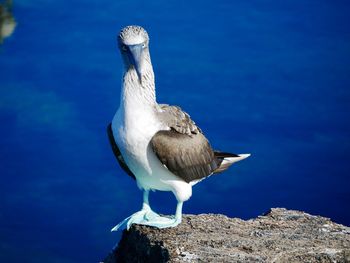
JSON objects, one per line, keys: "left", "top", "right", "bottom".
{"left": 121, "top": 45, "right": 128, "bottom": 52}
{"left": 142, "top": 43, "right": 146, "bottom": 48}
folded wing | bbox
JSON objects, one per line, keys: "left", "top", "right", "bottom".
{"left": 152, "top": 104, "right": 245, "bottom": 183}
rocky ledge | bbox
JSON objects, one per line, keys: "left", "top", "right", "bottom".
{"left": 103, "top": 208, "right": 350, "bottom": 263}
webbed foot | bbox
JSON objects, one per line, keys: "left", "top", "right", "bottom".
{"left": 140, "top": 214, "right": 181, "bottom": 229}
{"left": 111, "top": 208, "right": 160, "bottom": 231}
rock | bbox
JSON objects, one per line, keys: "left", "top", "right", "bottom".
{"left": 103, "top": 208, "right": 350, "bottom": 263}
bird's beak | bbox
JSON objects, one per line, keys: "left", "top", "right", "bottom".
{"left": 127, "top": 44, "right": 143, "bottom": 82}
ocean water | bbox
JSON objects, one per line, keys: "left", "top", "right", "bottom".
{"left": 0, "top": 0, "right": 349, "bottom": 262}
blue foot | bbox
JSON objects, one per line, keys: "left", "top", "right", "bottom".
{"left": 111, "top": 191, "right": 184, "bottom": 231}
{"left": 141, "top": 215, "right": 181, "bottom": 229}
{"left": 111, "top": 208, "right": 160, "bottom": 231}
{"left": 111, "top": 209, "right": 181, "bottom": 231}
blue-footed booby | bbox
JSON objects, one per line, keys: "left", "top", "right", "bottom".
{"left": 108, "top": 25, "right": 250, "bottom": 231}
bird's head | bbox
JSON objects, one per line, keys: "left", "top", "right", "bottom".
{"left": 118, "top": 25, "right": 150, "bottom": 82}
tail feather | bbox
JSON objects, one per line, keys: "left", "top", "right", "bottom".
{"left": 214, "top": 152, "right": 250, "bottom": 174}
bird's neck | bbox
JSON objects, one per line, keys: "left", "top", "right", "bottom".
{"left": 119, "top": 56, "right": 156, "bottom": 117}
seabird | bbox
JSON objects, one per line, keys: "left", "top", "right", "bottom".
{"left": 108, "top": 25, "right": 250, "bottom": 231}
{"left": 0, "top": 0, "right": 16, "bottom": 44}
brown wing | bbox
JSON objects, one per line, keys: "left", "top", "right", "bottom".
{"left": 152, "top": 104, "right": 244, "bottom": 183}
{"left": 107, "top": 123, "right": 136, "bottom": 180}
{"left": 150, "top": 128, "right": 220, "bottom": 183}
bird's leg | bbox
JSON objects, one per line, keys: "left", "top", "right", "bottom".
{"left": 111, "top": 190, "right": 161, "bottom": 232}
{"left": 141, "top": 189, "right": 151, "bottom": 210}
{"left": 174, "top": 201, "right": 183, "bottom": 223}
{"left": 140, "top": 190, "right": 160, "bottom": 221}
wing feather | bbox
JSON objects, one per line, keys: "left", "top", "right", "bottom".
{"left": 157, "top": 104, "right": 201, "bottom": 135}
{"left": 107, "top": 123, "right": 136, "bottom": 180}
{"left": 151, "top": 104, "right": 219, "bottom": 183}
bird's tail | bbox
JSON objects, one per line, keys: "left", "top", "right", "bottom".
{"left": 213, "top": 152, "right": 250, "bottom": 174}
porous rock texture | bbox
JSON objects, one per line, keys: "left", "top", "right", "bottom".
{"left": 103, "top": 208, "right": 350, "bottom": 263}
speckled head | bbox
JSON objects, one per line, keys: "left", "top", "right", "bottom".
{"left": 117, "top": 25, "right": 151, "bottom": 82}
{"left": 118, "top": 25, "right": 149, "bottom": 46}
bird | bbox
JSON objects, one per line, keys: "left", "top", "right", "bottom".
{"left": 108, "top": 25, "right": 250, "bottom": 231}
{"left": 0, "top": 0, "right": 16, "bottom": 44}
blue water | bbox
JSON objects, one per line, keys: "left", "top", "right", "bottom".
{"left": 1, "top": 0, "right": 349, "bottom": 262}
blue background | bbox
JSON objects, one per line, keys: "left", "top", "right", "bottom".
{"left": 1, "top": 0, "right": 349, "bottom": 262}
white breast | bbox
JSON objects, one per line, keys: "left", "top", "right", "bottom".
{"left": 112, "top": 106, "right": 157, "bottom": 169}
{"left": 111, "top": 100, "right": 170, "bottom": 187}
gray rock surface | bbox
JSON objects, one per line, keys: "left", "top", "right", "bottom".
{"left": 103, "top": 208, "right": 350, "bottom": 263}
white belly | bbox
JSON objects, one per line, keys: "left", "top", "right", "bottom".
{"left": 111, "top": 108, "right": 189, "bottom": 197}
